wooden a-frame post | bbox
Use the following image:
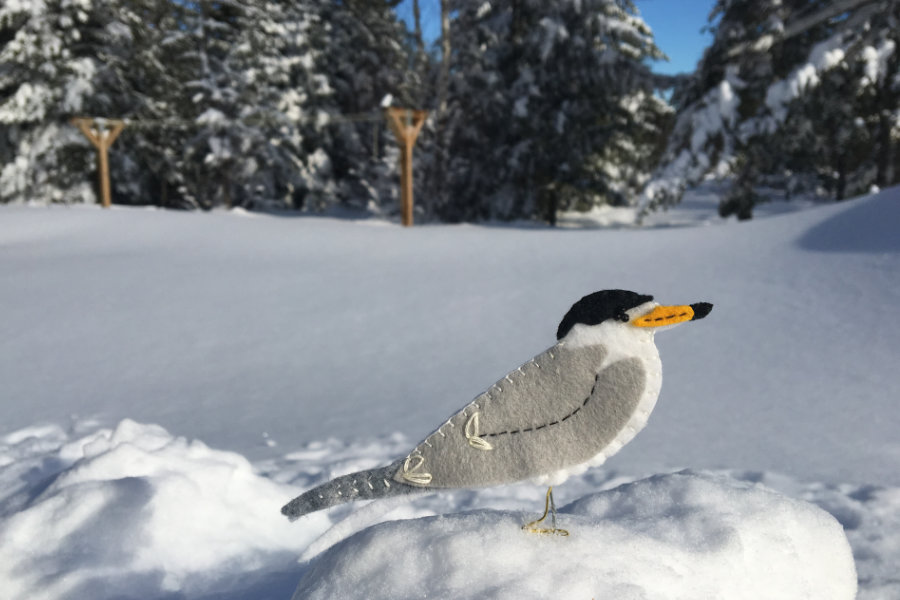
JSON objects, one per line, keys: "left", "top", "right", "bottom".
{"left": 71, "top": 118, "right": 125, "bottom": 208}
{"left": 385, "top": 107, "right": 427, "bottom": 227}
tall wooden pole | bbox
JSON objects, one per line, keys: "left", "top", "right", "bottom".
{"left": 385, "top": 108, "right": 427, "bottom": 227}
{"left": 71, "top": 118, "right": 125, "bottom": 208}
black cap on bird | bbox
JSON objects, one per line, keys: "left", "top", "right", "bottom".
{"left": 557, "top": 289, "right": 712, "bottom": 339}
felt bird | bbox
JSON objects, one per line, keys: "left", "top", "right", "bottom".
{"left": 282, "top": 290, "right": 712, "bottom": 527}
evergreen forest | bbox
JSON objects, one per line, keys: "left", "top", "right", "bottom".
{"left": 1, "top": 0, "right": 897, "bottom": 221}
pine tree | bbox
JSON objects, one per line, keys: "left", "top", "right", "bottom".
{"left": 118, "top": 0, "right": 333, "bottom": 212}
{"left": 0, "top": 0, "right": 140, "bottom": 204}
{"left": 316, "top": 0, "right": 414, "bottom": 214}
{"left": 435, "top": 0, "right": 665, "bottom": 223}
{"left": 115, "top": 0, "right": 199, "bottom": 208}
{"left": 643, "top": 0, "right": 900, "bottom": 219}
{"left": 200, "top": 0, "right": 320, "bottom": 210}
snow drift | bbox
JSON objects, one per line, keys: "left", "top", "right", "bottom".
{"left": 295, "top": 471, "right": 857, "bottom": 600}
{"left": 0, "top": 420, "right": 329, "bottom": 599}
{"left": 1, "top": 418, "right": 896, "bottom": 600}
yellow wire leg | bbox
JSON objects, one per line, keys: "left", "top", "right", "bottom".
{"left": 522, "top": 486, "right": 569, "bottom": 537}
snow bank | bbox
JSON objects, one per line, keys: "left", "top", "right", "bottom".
{"left": 0, "top": 419, "right": 323, "bottom": 600}
{"left": 295, "top": 471, "right": 856, "bottom": 600}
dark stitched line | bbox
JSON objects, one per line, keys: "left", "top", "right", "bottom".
{"left": 483, "top": 374, "right": 600, "bottom": 438}
{"left": 648, "top": 311, "right": 689, "bottom": 323}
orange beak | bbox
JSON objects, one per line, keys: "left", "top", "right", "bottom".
{"left": 632, "top": 302, "right": 712, "bottom": 328}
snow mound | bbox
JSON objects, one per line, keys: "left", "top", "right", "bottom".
{"left": 294, "top": 471, "right": 857, "bottom": 600}
{"left": 0, "top": 419, "right": 323, "bottom": 599}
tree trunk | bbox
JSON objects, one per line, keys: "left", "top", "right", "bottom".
{"left": 412, "top": 0, "right": 426, "bottom": 63}
{"left": 437, "top": 0, "right": 451, "bottom": 116}
{"left": 836, "top": 154, "right": 846, "bottom": 201}
{"left": 876, "top": 109, "right": 893, "bottom": 188}
{"left": 432, "top": 0, "right": 452, "bottom": 217}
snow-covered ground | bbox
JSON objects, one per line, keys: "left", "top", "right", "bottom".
{"left": 1, "top": 188, "right": 898, "bottom": 598}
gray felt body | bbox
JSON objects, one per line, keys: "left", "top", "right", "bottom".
{"left": 281, "top": 343, "right": 646, "bottom": 519}
{"left": 394, "top": 343, "right": 646, "bottom": 488}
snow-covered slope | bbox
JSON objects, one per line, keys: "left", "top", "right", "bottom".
{"left": 1, "top": 190, "right": 898, "bottom": 485}
{"left": 1, "top": 188, "right": 898, "bottom": 598}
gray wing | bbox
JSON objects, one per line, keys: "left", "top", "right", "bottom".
{"left": 393, "top": 343, "right": 646, "bottom": 489}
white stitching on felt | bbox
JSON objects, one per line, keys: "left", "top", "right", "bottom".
{"left": 464, "top": 412, "right": 494, "bottom": 451}
{"left": 401, "top": 454, "right": 433, "bottom": 485}
{"left": 383, "top": 479, "right": 391, "bottom": 488}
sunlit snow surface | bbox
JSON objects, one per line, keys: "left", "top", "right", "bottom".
{"left": 1, "top": 188, "right": 899, "bottom": 598}
{"left": 297, "top": 471, "right": 857, "bottom": 600}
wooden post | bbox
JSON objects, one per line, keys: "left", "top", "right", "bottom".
{"left": 71, "top": 118, "right": 125, "bottom": 208}
{"left": 385, "top": 107, "right": 427, "bottom": 226}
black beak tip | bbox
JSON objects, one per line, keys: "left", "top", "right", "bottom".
{"left": 691, "top": 302, "right": 713, "bottom": 320}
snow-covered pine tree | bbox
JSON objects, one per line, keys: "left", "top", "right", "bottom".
{"left": 147, "top": 0, "right": 310, "bottom": 211}
{"left": 218, "top": 0, "right": 328, "bottom": 211}
{"left": 769, "top": 11, "right": 899, "bottom": 204}
{"left": 435, "top": 0, "right": 665, "bottom": 223}
{"left": 0, "top": 0, "right": 139, "bottom": 204}
{"left": 643, "top": 0, "right": 900, "bottom": 219}
{"left": 580, "top": 89, "right": 674, "bottom": 211}
{"left": 113, "top": 0, "right": 199, "bottom": 208}
{"left": 172, "top": 0, "right": 250, "bottom": 210}
{"left": 316, "top": 0, "right": 414, "bottom": 214}
{"left": 109, "top": 0, "right": 333, "bottom": 211}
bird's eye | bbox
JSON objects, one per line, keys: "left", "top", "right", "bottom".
{"left": 616, "top": 311, "right": 629, "bottom": 322}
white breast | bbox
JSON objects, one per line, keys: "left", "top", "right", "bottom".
{"left": 534, "top": 319, "right": 663, "bottom": 486}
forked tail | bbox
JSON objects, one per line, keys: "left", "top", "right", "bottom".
{"left": 281, "top": 461, "right": 425, "bottom": 521}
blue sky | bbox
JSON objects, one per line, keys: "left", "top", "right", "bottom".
{"left": 394, "top": 0, "right": 716, "bottom": 76}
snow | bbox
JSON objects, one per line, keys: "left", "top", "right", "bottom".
{"left": 861, "top": 40, "right": 896, "bottom": 86}
{"left": 0, "top": 419, "right": 324, "bottom": 599}
{"left": 758, "top": 29, "right": 872, "bottom": 133}
{"left": 513, "top": 96, "right": 528, "bottom": 117}
{"left": 642, "top": 67, "right": 742, "bottom": 204}
{"left": 62, "top": 56, "right": 97, "bottom": 113}
{"left": 196, "top": 107, "right": 227, "bottom": 125}
{"left": 296, "top": 472, "right": 857, "bottom": 600}
{"left": 1, "top": 186, "right": 900, "bottom": 597}
{"left": 538, "top": 17, "right": 568, "bottom": 62}
{"left": 0, "top": 82, "right": 52, "bottom": 123}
